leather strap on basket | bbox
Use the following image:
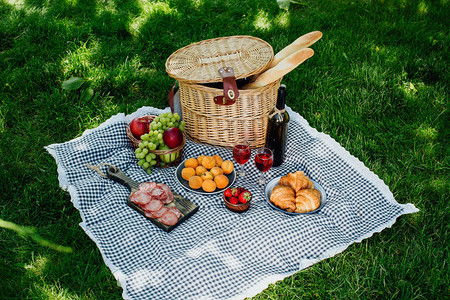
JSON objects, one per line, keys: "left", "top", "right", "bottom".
{"left": 213, "top": 67, "right": 239, "bottom": 105}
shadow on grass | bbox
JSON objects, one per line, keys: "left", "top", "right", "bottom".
{"left": 0, "top": 218, "right": 72, "bottom": 252}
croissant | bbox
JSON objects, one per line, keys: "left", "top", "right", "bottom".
{"left": 279, "top": 171, "right": 314, "bottom": 193}
{"left": 270, "top": 185, "right": 296, "bottom": 212}
{"left": 295, "top": 189, "right": 321, "bottom": 213}
{"left": 270, "top": 171, "right": 321, "bottom": 213}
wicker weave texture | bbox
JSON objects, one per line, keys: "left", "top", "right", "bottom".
{"left": 166, "top": 36, "right": 273, "bottom": 83}
{"left": 180, "top": 79, "right": 281, "bottom": 148}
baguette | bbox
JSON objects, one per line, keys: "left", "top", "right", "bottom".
{"left": 268, "top": 31, "right": 323, "bottom": 69}
{"left": 242, "top": 48, "right": 314, "bottom": 89}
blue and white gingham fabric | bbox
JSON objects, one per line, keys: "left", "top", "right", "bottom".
{"left": 45, "top": 106, "right": 418, "bottom": 300}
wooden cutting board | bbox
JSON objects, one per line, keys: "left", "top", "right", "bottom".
{"left": 106, "top": 166, "right": 199, "bottom": 232}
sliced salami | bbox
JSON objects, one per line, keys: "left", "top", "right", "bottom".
{"left": 165, "top": 193, "right": 174, "bottom": 204}
{"left": 149, "top": 185, "right": 165, "bottom": 199}
{"left": 143, "top": 199, "right": 163, "bottom": 212}
{"left": 158, "top": 211, "right": 178, "bottom": 226}
{"left": 130, "top": 190, "right": 152, "bottom": 205}
{"left": 144, "top": 211, "right": 155, "bottom": 219}
{"left": 151, "top": 206, "right": 168, "bottom": 218}
{"left": 166, "top": 206, "right": 182, "bottom": 218}
{"left": 139, "top": 182, "right": 156, "bottom": 192}
{"left": 159, "top": 183, "right": 174, "bottom": 203}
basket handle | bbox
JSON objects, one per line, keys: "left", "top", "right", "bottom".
{"left": 213, "top": 67, "right": 239, "bottom": 105}
{"left": 168, "top": 81, "right": 177, "bottom": 113}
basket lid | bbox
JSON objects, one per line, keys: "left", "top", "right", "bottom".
{"left": 165, "top": 36, "right": 274, "bottom": 84}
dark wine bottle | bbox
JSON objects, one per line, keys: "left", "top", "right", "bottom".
{"left": 265, "top": 84, "right": 289, "bottom": 167}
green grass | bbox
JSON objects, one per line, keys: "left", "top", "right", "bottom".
{"left": 0, "top": 0, "right": 448, "bottom": 299}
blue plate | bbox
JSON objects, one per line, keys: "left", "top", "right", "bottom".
{"left": 264, "top": 176, "right": 327, "bottom": 215}
{"left": 175, "top": 159, "right": 236, "bottom": 195}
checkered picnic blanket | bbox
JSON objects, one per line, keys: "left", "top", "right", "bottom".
{"left": 45, "top": 106, "right": 418, "bottom": 300}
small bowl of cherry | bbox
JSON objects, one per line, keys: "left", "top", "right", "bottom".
{"left": 223, "top": 187, "right": 252, "bottom": 213}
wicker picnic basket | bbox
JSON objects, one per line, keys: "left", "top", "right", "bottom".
{"left": 166, "top": 36, "right": 280, "bottom": 148}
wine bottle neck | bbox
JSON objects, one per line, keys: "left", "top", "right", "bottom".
{"left": 276, "top": 85, "right": 286, "bottom": 110}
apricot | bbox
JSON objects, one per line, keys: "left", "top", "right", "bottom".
{"left": 181, "top": 167, "right": 196, "bottom": 180}
{"left": 189, "top": 176, "right": 203, "bottom": 189}
{"left": 201, "top": 156, "right": 216, "bottom": 169}
{"left": 185, "top": 157, "right": 198, "bottom": 169}
{"left": 221, "top": 160, "right": 234, "bottom": 174}
{"left": 202, "top": 179, "right": 216, "bottom": 192}
{"left": 210, "top": 166, "right": 223, "bottom": 178}
{"left": 195, "top": 165, "right": 207, "bottom": 176}
{"left": 197, "top": 155, "right": 206, "bottom": 166}
{"left": 214, "top": 174, "right": 229, "bottom": 189}
{"left": 212, "top": 155, "right": 223, "bottom": 167}
{"left": 200, "top": 171, "right": 214, "bottom": 181}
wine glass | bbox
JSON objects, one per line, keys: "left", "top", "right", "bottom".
{"left": 233, "top": 139, "right": 251, "bottom": 177}
{"left": 255, "top": 147, "right": 273, "bottom": 184}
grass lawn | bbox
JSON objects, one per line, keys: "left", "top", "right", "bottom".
{"left": 0, "top": 0, "right": 448, "bottom": 299}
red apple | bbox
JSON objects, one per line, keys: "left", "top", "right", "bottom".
{"left": 163, "top": 127, "right": 183, "bottom": 149}
{"left": 129, "top": 117, "right": 149, "bottom": 139}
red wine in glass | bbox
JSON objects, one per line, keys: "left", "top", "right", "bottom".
{"left": 233, "top": 145, "right": 251, "bottom": 164}
{"left": 233, "top": 140, "right": 251, "bottom": 177}
{"left": 255, "top": 147, "right": 273, "bottom": 184}
{"left": 255, "top": 153, "right": 273, "bottom": 172}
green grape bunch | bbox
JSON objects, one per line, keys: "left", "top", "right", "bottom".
{"left": 134, "top": 112, "right": 186, "bottom": 174}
